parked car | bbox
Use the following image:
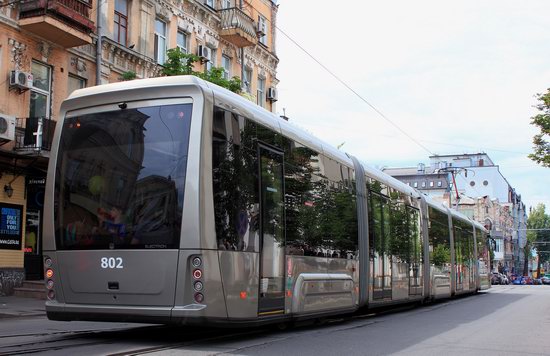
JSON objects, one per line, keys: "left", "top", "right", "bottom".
{"left": 491, "top": 272, "right": 509, "bottom": 285}
{"left": 512, "top": 277, "right": 524, "bottom": 285}
{"left": 533, "top": 278, "right": 542, "bottom": 285}
{"left": 491, "top": 272, "right": 502, "bottom": 285}
{"left": 541, "top": 276, "right": 550, "bottom": 285}
{"left": 500, "top": 274, "right": 509, "bottom": 285}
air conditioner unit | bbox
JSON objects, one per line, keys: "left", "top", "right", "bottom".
{"left": 267, "top": 87, "right": 278, "bottom": 102}
{"left": 10, "top": 70, "right": 33, "bottom": 90}
{"left": 197, "top": 45, "right": 210, "bottom": 60}
{"left": 0, "top": 115, "right": 16, "bottom": 142}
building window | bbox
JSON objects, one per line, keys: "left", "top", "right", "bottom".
{"left": 244, "top": 68, "right": 252, "bottom": 93}
{"left": 177, "top": 30, "right": 188, "bottom": 53}
{"left": 413, "top": 182, "right": 418, "bottom": 188}
{"left": 114, "top": 0, "right": 128, "bottom": 46}
{"left": 222, "top": 55, "right": 231, "bottom": 80}
{"left": 483, "top": 180, "right": 489, "bottom": 186}
{"left": 222, "top": 0, "right": 231, "bottom": 8}
{"left": 470, "top": 181, "right": 475, "bottom": 186}
{"left": 205, "top": 47, "right": 216, "bottom": 71}
{"left": 421, "top": 181, "right": 426, "bottom": 188}
{"left": 258, "top": 15, "right": 267, "bottom": 46}
{"left": 429, "top": 181, "right": 434, "bottom": 187}
{"left": 205, "top": 0, "right": 214, "bottom": 8}
{"left": 30, "top": 61, "right": 51, "bottom": 118}
{"left": 437, "top": 181, "right": 442, "bottom": 187}
{"left": 154, "top": 19, "right": 167, "bottom": 64}
{"left": 257, "top": 77, "right": 265, "bottom": 107}
{"left": 68, "top": 75, "right": 86, "bottom": 96}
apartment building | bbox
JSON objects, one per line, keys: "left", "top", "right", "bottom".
{"left": 0, "top": 0, "right": 279, "bottom": 295}
{"left": 383, "top": 153, "right": 527, "bottom": 274}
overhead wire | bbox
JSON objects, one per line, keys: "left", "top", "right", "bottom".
{"left": 245, "top": 3, "right": 435, "bottom": 156}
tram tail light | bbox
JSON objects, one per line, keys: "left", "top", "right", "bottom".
{"left": 192, "top": 256, "right": 202, "bottom": 268}
{"left": 194, "top": 292, "right": 204, "bottom": 303}
{"left": 190, "top": 255, "right": 205, "bottom": 303}
{"left": 45, "top": 268, "right": 54, "bottom": 279}
{"left": 240, "top": 291, "right": 247, "bottom": 299}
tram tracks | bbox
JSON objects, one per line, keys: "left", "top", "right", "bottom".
{"left": 0, "top": 325, "right": 169, "bottom": 355}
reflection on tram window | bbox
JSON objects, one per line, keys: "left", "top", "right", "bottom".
{"left": 285, "top": 152, "right": 358, "bottom": 259}
{"left": 213, "top": 107, "right": 259, "bottom": 252}
{"left": 55, "top": 103, "right": 192, "bottom": 250}
{"left": 367, "top": 178, "right": 422, "bottom": 299}
{"left": 428, "top": 207, "right": 451, "bottom": 272}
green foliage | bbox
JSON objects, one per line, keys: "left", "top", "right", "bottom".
{"left": 162, "top": 48, "right": 199, "bottom": 76}
{"left": 161, "top": 48, "right": 242, "bottom": 93}
{"left": 432, "top": 244, "right": 451, "bottom": 267}
{"left": 120, "top": 71, "right": 137, "bottom": 81}
{"left": 528, "top": 90, "right": 550, "bottom": 167}
{"left": 528, "top": 204, "right": 550, "bottom": 264}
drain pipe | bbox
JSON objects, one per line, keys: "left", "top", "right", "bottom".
{"left": 95, "top": 0, "right": 102, "bottom": 86}
{"left": 240, "top": 0, "right": 245, "bottom": 91}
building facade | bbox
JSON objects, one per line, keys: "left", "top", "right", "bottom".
{"left": 383, "top": 153, "right": 527, "bottom": 274}
{"left": 0, "top": 0, "right": 279, "bottom": 295}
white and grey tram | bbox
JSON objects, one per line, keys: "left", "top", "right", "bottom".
{"left": 43, "top": 76, "right": 491, "bottom": 325}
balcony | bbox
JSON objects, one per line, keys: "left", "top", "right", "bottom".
{"left": 14, "top": 117, "right": 56, "bottom": 154}
{"left": 19, "top": 0, "right": 95, "bottom": 48}
{"left": 218, "top": 7, "right": 257, "bottom": 48}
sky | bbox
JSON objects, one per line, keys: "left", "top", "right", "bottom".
{"left": 274, "top": 0, "right": 550, "bottom": 211}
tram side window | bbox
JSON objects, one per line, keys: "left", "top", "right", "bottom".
{"left": 453, "top": 218, "right": 464, "bottom": 276}
{"left": 257, "top": 122, "right": 283, "bottom": 149}
{"left": 369, "top": 193, "right": 419, "bottom": 264}
{"left": 284, "top": 138, "right": 325, "bottom": 256}
{"left": 318, "top": 155, "right": 358, "bottom": 258}
{"left": 212, "top": 107, "right": 259, "bottom": 251}
{"left": 428, "top": 207, "right": 451, "bottom": 270}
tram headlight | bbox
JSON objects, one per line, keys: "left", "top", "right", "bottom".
{"left": 192, "top": 269, "right": 202, "bottom": 280}
{"left": 193, "top": 281, "right": 203, "bottom": 292}
{"left": 192, "top": 256, "right": 202, "bottom": 268}
{"left": 46, "top": 280, "right": 54, "bottom": 290}
{"left": 47, "top": 290, "right": 56, "bottom": 300}
{"left": 45, "top": 269, "right": 54, "bottom": 279}
{"left": 44, "top": 257, "right": 52, "bottom": 268}
{"left": 194, "top": 292, "right": 204, "bottom": 303}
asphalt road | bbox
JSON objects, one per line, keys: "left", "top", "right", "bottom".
{"left": 1, "top": 285, "right": 549, "bottom": 355}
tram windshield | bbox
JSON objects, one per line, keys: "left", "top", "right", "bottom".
{"left": 54, "top": 103, "right": 192, "bottom": 250}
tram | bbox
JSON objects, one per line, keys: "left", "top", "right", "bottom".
{"left": 43, "top": 76, "right": 491, "bottom": 325}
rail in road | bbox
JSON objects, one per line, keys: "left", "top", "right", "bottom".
{"left": 1, "top": 286, "right": 547, "bottom": 355}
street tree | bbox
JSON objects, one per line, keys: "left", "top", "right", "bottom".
{"left": 526, "top": 204, "right": 550, "bottom": 277}
{"left": 528, "top": 90, "right": 550, "bottom": 167}
{"left": 161, "top": 48, "right": 242, "bottom": 93}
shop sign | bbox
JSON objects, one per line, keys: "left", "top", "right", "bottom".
{"left": 0, "top": 203, "right": 23, "bottom": 250}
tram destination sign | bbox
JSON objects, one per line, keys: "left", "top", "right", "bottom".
{"left": 0, "top": 203, "right": 23, "bottom": 250}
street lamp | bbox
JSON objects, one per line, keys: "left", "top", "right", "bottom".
{"left": 4, "top": 184, "right": 13, "bottom": 198}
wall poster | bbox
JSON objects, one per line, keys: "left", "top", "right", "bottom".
{"left": 0, "top": 203, "right": 23, "bottom": 250}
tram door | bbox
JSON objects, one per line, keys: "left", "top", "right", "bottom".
{"left": 258, "top": 146, "right": 286, "bottom": 316}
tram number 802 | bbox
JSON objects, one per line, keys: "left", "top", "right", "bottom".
{"left": 100, "top": 257, "right": 124, "bottom": 269}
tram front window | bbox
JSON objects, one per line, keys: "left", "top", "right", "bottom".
{"left": 54, "top": 103, "right": 192, "bottom": 250}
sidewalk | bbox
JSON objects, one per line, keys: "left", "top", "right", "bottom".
{"left": 0, "top": 295, "right": 46, "bottom": 318}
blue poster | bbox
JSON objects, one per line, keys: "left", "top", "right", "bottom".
{"left": 0, "top": 203, "right": 23, "bottom": 250}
